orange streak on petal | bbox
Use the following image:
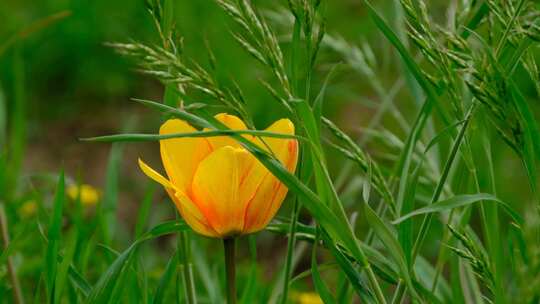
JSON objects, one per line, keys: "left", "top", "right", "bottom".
{"left": 191, "top": 146, "right": 252, "bottom": 237}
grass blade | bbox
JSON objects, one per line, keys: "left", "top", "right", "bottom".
{"left": 99, "top": 143, "right": 122, "bottom": 253}
{"left": 0, "top": 83, "right": 5, "bottom": 148}
{"left": 508, "top": 79, "right": 540, "bottom": 201}
{"left": 312, "top": 231, "right": 336, "bottom": 304}
{"left": 364, "top": 204, "right": 418, "bottom": 300}
{"left": 152, "top": 251, "right": 178, "bottom": 304}
{"left": 81, "top": 130, "right": 301, "bottom": 143}
{"left": 54, "top": 230, "right": 77, "bottom": 303}
{"left": 392, "top": 194, "right": 523, "bottom": 225}
{"left": 85, "top": 220, "right": 188, "bottom": 303}
{"left": 46, "top": 170, "right": 65, "bottom": 302}
{"left": 134, "top": 182, "right": 156, "bottom": 239}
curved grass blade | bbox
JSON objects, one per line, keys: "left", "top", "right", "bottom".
{"left": 312, "top": 231, "right": 336, "bottom": 304}
{"left": 267, "top": 220, "right": 401, "bottom": 286}
{"left": 392, "top": 194, "right": 523, "bottom": 225}
{"left": 320, "top": 232, "right": 376, "bottom": 303}
{"left": 68, "top": 265, "right": 91, "bottom": 298}
{"left": 81, "top": 130, "right": 302, "bottom": 143}
{"left": 85, "top": 220, "right": 189, "bottom": 304}
{"left": 358, "top": 0, "right": 456, "bottom": 223}
{"left": 0, "top": 10, "right": 71, "bottom": 57}
{"left": 364, "top": 204, "right": 418, "bottom": 300}
{"left": 360, "top": 0, "right": 439, "bottom": 104}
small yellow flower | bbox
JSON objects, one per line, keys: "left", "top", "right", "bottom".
{"left": 139, "top": 113, "right": 298, "bottom": 238}
{"left": 291, "top": 292, "right": 323, "bottom": 304}
{"left": 67, "top": 184, "right": 100, "bottom": 207}
{"left": 20, "top": 200, "right": 38, "bottom": 218}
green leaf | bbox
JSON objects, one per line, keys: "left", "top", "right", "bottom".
{"left": 313, "top": 64, "right": 339, "bottom": 133}
{"left": 319, "top": 232, "right": 375, "bottom": 303}
{"left": 161, "top": 1, "right": 174, "bottom": 46}
{"left": 85, "top": 220, "right": 189, "bottom": 304}
{"left": 81, "top": 130, "right": 302, "bottom": 143}
{"left": 360, "top": 0, "right": 439, "bottom": 104}
{"left": 135, "top": 183, "right": 156, "bottom": 239}
{"left": 6, "top": 47, "right": 26, "bottom": 201}
{"left": 312, "top": 232, "right": 336, "bottom": 304}
{"left": 240, "top": 236, "right": 258, "bottom": 304}
{"left": 392, "top": 194, "right": 523, "bottom": 225}
{"left": 192, "top": 241, "right": 223, "bottom": 303}
{"left": 508, "top": 80, "right": 540, "bottom": 200}
{"left": 54, "top": 230, "right": 78, "bottom": 303}
{"left": 152, "top": 251, "right": 178, "bottom": 304}
{"left": 0, "top": 10, "right": 71, "bottom": 57}
{"left": 68, "top": 265, "right": 92, "bottom": 298}
{"left": 100, "top": 143, "right": 123, "bottom": 250}
{"left": 46, "top": 170, "right": 65, "bottom": 302}
{"left": 0, "top": 83, "right": 5, "bottom": 148}
{"left": 364, "top": 204, "right": 418, "bottom": 299}
{"left": 268, "top": 219, "right": 400, "bottom": 286}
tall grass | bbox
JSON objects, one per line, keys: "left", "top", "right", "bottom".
{"left": 1, "top": 0, "right": 540, "bottom": 303}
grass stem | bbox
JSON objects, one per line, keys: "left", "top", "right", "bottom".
{"left": 411, "top": 102, "right": 477, "bottom": 261}
{"left": 280, "top": 197, "right": 301, "bottom": 304}
{"left": 179, "top": 231, "right": 197, "bottom": 304}
{"left": 391, "top": 281, "right": 405, "bottom": 304}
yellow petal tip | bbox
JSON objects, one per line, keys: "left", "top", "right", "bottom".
{"left": 138, "top": 157, "right": 174, "bottom": 189}
{"left": 268, "top": 118, "right": 295, "bottom": 134}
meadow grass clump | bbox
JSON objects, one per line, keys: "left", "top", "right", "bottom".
{"left": 1, "top": 0, "right": 540, "bottom": 303}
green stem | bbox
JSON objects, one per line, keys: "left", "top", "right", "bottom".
{"left": 280, "top": 142, "right": 306, "bottom": 304}
{"left": 411, "top": 102, "right": 477, "bottom": 261}
{"left": 280, "top": 198, "right": 300, "bottom": 304}
{"left": 179, "top": 231, "right": 197, "bottom": 304}
{"left": 224, "top": 238, "right": 237, "bottom": 304}
{"left": 430, "top": 209, "right": 455, "bottom": 292}
{"left": 365, "top": 265, "right": 387, "bottom": 304}
{"left": 429, "top": 160, "right": 471, "bottom": 291}
{"left": 391, "top": 281, "right": 405, "bottom": 304}
{"left": 393, "top": 102, "right": 477, "bottom": 302}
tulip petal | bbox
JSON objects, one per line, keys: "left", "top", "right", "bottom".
{"left": 205, "top": 113, "right": 248, "bottom": 150}
{"left": 243, "top": 119, "right": 298, "bottom": 233}
{"left": 191, "top": 146, "right": 253, "bottom": 237}
{"left": 160, "top": 119, "right": 212, "bottom": 192}
{"left": 171, "top": 191, "right": 219, "bottom": 237}
{"left": 138, "top": 158, "right": 174, "bottom": 189}
{"left": 138, "top": 158, "right": 218, "bottom": 237}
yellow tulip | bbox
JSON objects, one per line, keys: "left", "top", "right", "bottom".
{"left": 291, "top": 292, "right": 323, "bottom": 304}
{"left": 139, "top": 113, "right": 298, "bottom": 238}
{"left": 67, "top": 184, "right": 100, "bottom": 207}
{"left": 20, "top": 200, "right": 38, "bottom": 218}
{"left": 291, "top": 291, "right": 323, "bottom": 304}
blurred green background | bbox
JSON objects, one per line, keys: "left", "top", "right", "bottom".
{"left": 0, "top": 0, "right": 389, "bottom": 225}
{"left": 1, "top": 0, "right": 533, "bottom": 207}
{"left": 1, "top": 1, "right": 388, "bottom": 300}
{"left": 1, "top": 0, "right": 539, "bottom": 302}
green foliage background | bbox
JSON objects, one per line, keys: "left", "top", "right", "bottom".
{"left": 1, "top": 0, "right": 539, "bottom": 303}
